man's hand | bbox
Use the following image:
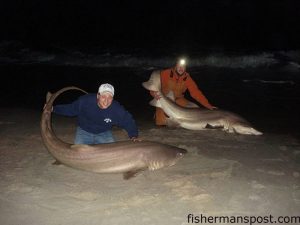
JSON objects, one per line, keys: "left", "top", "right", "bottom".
{"left": 152, "top": 91, "right": 161, "bottom": 100}
{"left": 150, "top": 90, "right": 161, "bottom": 100}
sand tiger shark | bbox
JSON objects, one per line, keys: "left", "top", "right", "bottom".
{"left": 41, "top": 86, "right": 187, "bottom": 180}
{"left": 142, "top": 71, "right": 262, "bottom": 135}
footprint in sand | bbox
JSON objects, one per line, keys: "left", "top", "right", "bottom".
{"left": 251, "top": 181, "right": 265, "bottom": 189}
{"left": 292, "top": 189, "right": 300, "bottom": 204}
{"left": 164, "top": 178, "right": 212, "bottom": 203}
{"left": 256, "top": 168, "right": 285, "bottom": 176}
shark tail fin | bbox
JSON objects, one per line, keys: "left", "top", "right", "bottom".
{"left": 142, "top": 82, "right": 158, "bottom": 92}
{"left": 46, "top": 92, "right": 52, "bottom": 104}
{"left": 142, "top": 70, "right": 161, "bottom": 91}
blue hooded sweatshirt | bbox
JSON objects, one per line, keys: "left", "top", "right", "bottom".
{"left": 53, "top": 93, "right": 138, "bottom": 138}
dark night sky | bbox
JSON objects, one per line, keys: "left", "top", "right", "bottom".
{"left": 1, "top": 0, "right": 300, "bottom": 50}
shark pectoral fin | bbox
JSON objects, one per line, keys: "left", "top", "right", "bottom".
{"left": 52, "top": 160, "right": 62, "bottom": 165}
{"left": 123, "top": 168, "right": 145, "bottom": 180}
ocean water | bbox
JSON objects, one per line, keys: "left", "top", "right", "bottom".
{"left": 0, "top": 40, "right": 299, "bottom": 135}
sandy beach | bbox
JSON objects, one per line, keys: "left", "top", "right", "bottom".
{"left": 0, "top": 107, "right": 299, "bottom": 225}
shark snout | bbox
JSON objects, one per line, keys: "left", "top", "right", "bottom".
{"left": 233, "top": 125, "right": 263, "bottom": 135}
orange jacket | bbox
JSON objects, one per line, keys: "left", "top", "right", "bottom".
{"left": 150, "top": 68, "right": 214, "bottom": 109}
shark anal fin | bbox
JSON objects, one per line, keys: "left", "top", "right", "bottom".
{"left": 123, "top": 169, "right": 145, "bottom": 180}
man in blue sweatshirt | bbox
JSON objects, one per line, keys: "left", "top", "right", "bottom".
{"left": 53, "top": 83, "right": 139, "bottom": 144}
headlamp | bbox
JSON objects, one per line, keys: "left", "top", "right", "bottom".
{"left": 179, "top": 59, "right": 186, "bottom": 66}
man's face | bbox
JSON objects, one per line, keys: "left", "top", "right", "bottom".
{"left": 97, "top": 92, "right": 113, "bottom": 109}
{"left": 175, "top": 63, "right": 186, "bottom": 75}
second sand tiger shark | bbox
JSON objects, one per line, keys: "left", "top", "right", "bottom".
{"left": 41, "top": 86, "right": 187, "bottom": 180}
{"left": 142, "top": 71, "right": 262, "bottom": 135}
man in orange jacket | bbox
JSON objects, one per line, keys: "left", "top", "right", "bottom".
{"left": 150, "top": 58, "right": 217, "bottom": 126}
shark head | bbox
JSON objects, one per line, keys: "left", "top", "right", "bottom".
{"left": 147, "top": 147, "right": 187, "bottom": 171}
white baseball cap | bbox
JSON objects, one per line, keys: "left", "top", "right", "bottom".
{"left": 98, "top": 83, "right": 114, "bottom": 96}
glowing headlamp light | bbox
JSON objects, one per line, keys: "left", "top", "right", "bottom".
{"left": 179, "top": 59, "right": 186, "bottom": 66}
